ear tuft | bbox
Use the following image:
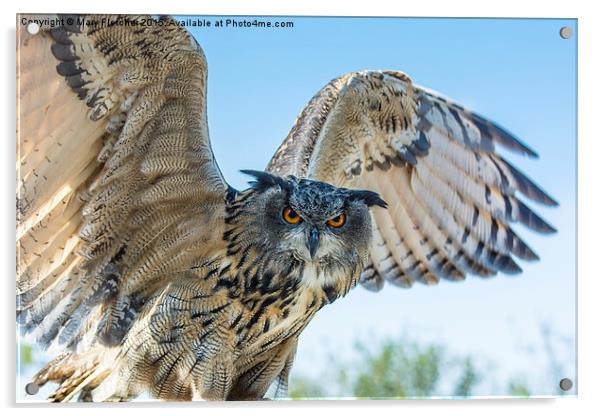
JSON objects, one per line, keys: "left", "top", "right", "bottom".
{"left": 240, "top": 170, "right": 291, "bottom": 192}
{"left": 348, "top": 190, "right": 388, "bottom": 209}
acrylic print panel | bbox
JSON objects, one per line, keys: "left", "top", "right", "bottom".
{"left": 16, "top": 14, "right": 576, "bottom": 402}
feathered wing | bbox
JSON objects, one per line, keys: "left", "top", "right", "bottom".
{"left": 268, "top": 70, "right": 557, "bottom": 291}
{"left": 17, "top": 14, "right": 228, "bottom": 357}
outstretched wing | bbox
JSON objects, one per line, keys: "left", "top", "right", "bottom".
{"left": 267, "top": 70, "right": 557, "bottom": 291}
{"left": 17, "top": 15, "right": 228, "bottom": 349}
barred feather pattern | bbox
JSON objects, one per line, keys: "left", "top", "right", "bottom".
{"left": 17, "top": 15, "right": 230, "bottom": 400}
{"left": 17, "top": 14, "right": 368, "bottom": 402}
{"left": 83, "top": 188, "right": 361, "bottom": 401}
{"left": 32, "top": 348, "right": 112, "bottom": 402}
{"left": 17, "top": 14, "right": 557, "bottom": 402}
{"left": 267, "top": 70, "right": 557, "bottom": 291}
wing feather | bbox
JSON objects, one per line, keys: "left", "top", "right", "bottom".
{"left": 267, "top": 70, "right": 556, "bottom": 291}
{"left": 17, "top": 15, "right": 228, "bottom": 349}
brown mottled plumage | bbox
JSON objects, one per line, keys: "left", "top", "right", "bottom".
{"left": 268, "top": 71, "right": 558, "bottom": 290}
{"left": 17, "top": 14, "right": 556, "bottom": 401}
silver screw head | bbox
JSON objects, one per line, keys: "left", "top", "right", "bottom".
{"left": 26, "top": 22, "right": 40, "bottom": 35}
{"left": 560, "top": 26, "right": 572, "bottom": 39}
{"left": 559, "top": 378, "right": 573, "bottom": 391}
{"left": 25, "top": 382, "right": 39, "bottom": 395}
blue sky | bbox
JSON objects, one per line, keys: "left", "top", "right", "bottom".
{"left": 17, "top": 16, "right": 577, "bottom": 400}
{"left": 185, "top": 16, "right": 577, "bottom": 397}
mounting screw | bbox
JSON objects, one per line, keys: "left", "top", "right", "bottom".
{"left": 26, "top": 22, "right": 40, "bottom": 35}
{"left": 559, "top": 26, "right": 572, "bottom": 39}
{"left": 559, "top": 378, "right": 573, "bottom": 391}
{"left": 25, "top": 382, "right": 39, "bottom": 395}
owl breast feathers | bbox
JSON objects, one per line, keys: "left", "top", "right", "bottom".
{"left": 16, "top": 14, "right": 556, "bottom": 401}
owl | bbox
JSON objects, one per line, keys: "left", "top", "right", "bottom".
{"left": 16, "top": 15, "right": 557, "bottom": 401}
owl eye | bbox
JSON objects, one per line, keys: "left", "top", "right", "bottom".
{"left": 326, "top": 213, "right": 346, "bottom": 228}
{"left": 282, "top": 206, "right": 302, "bottom": 224}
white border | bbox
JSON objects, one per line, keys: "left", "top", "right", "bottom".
{"left": 2, "top": 1, "right": 599, "bottom": 415}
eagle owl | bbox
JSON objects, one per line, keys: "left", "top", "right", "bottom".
{"left": 16, "top": 15, "right": 557, "bottom": 401}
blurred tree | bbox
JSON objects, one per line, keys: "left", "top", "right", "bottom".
{"left": 289, "top": 336, "right": 481, "bottom": 399}
{"left": 19, "top": 343, "right": 34, "bottom": 368}
{"left": 288, "top": 376, "right": 327, "bottom": 399}
{"left": 344, "top": 339, "right": 443, "bottom": 398}
{"left": 452, "top": 357, "right": 480, "bottom": 397}
{"left": 507, "top": 379, "right": 531, "bottom": 397}
{"left": 287, "top": 321, "right": 574, "bottom": 400}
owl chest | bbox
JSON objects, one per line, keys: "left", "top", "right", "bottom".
{"left": 231, "top": 267, "right": 327, "bottom": 356}
{"left": 227, "top": 289, "right": 318, "bottom": 400}
{"left": 228, "top": 334, "right": 298, "bottom": 400}
{"left": 234, "top": 289, "right": 318, "bottom": 348}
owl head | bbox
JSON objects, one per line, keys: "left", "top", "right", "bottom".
{"left": 238, "top": 171, "right": 387, "bottom": 275}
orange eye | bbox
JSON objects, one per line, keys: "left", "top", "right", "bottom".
{"left": 283, "top": 207, "right": 302, "bottom": 224}
{"left": 327, "top": 213, "right": 346, "bottom": 228}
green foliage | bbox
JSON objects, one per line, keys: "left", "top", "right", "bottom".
{"left": 287, "top": 321, "right": 574, "bottom": 399}
{"left": 507, "top": 379, "right": 531, "bottom": 397}
{"left": 288, "top": 376, "right": 327, "bottom": 399}
{"left": 344, "top": 339, "right": 443, "bottom": 398}
{"left": 452, "top": 357, "right": 480, "bottom": 397}
{"left": 289, "top": 335, "right": 481, "bottom": 399}
{"left": 19, "top": 343, "right": 34, "bottom": 368}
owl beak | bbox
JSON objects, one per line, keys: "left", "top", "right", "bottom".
{"left": 307, "top": 227, "right": 320, "bottom": 259}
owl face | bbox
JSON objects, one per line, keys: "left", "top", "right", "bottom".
{"left": 241, "top": 171, "right": 387, "bottom": 268}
